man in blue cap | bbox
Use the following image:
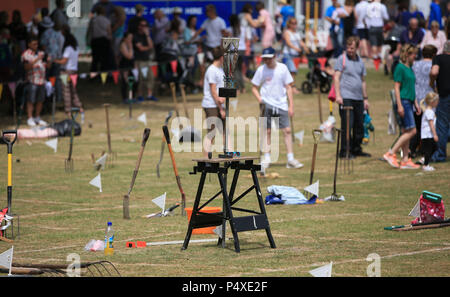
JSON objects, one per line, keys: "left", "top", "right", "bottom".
{"left": 251, "top": 47, "right": 303, "bottom": 169}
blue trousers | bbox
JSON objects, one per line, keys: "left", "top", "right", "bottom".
{"left": 432, "top": 94, "right": 450, "bottom": 162}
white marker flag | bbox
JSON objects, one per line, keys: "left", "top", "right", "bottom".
{"left": 0, "top": 246, "right": 14, "bottom": 276}
{"left": 141, "top": 66, "right": 149, "bottom": 79}
{"left": 304, "top": 180, "right": 319, "bottom": 197}
{"left": 152, "top": 192, "right": 166, "bottom": 212}
{"left": 95, "top": 153, "right": 108, "bottom": 170}
{"left": 137, "top": 113, "right": 147, "bottom": 125}
{"left": 309, "top": 262, "right": 332, "bottom": 277}
{"left": 230, "top": 99, "right": 238, "bottom": 111}
{"left": 45, "top": 138, "right": 58, "bottom": 153}
{"left": 89, "top": 173, "right": 102, "bottom": 192}
{"left": 295, "top": 130, "right": 304, "bottom": 145}
{"left": 408, "top": 199, "right": 420, "bottom": 217}
{"left": 213, "top": 225, "right": 223, "bottom": 238}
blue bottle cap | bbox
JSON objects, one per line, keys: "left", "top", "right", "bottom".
{"left": 107, "top": 222, "right": 112, "bottom": 226}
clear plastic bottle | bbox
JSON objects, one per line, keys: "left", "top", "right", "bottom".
{"left": 104, "top": 222, "right": 114, "bottom": 256}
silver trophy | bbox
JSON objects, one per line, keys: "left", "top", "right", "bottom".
{"left": 219, "top": 37, "right": 240, "bottom": 158}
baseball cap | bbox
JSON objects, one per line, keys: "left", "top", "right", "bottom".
{"left": 261, "top": 47, "right": 276, "bottom": 58}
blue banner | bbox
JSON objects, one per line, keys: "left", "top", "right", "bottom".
{"left": 111, "top": 0, "right": 259, "bottom": 30}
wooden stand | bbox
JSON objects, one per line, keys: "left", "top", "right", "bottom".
{"left": 182, "top": 157, "right": 276, "bottom": 253}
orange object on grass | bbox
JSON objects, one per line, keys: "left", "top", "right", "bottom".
{"left": 185, "top": 207, "right": 221, "bottom": 234}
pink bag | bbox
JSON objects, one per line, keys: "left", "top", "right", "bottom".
{"left": 411, "top": 194, "right": 445, "bottom": 224}
{"left": 328, "top": 53, "right": 346, "bottom": 102}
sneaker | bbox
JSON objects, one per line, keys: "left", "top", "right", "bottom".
{"left": 286, "top": 159, "right": 304, "bottom": 169}
{"left": 400, "top": 159, "right": 420, "bottom": 169}
{"left": 34, "top": 117, "right": 47, "bottom": 126}
{"left": 27, "top": 117, "right": 36, "bottom": 127}
{"left": 383, "top": 152, "right": 399, "bottom": 168}
{"left": 422, "top": 165, "right": 435, "bottom": 172}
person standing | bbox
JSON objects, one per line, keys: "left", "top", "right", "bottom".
{"left": 334, "top": 36, "right": 371, "bottom": 159}
{"left": 40, "top": 16, "right": 64, "bottom": 103}
{"left": 428, "top": 0, "right": 443, "bottom": 30}
{"left": 365, "top": 0, "right": 389, "bottom": 61}
{"left": 256, "top": 2, "right": 275, "bottom": 49}
{"left": 383, "top": 44, "right": 421, "bottom": 169}
{"left": 202, "top": 47, "right": 226, "bottom": 158}
{"left": 86, "top": 6, "right": 115, "bottom": 72}
{"left": 325, "top": 0, "right": 343, "bottom": 58}
{"left": 50, "top": 0, "right": 68, "bottom": 30}
{"left": 251, "top": 47, "right": 303, "bottom": 169}
{"left": 119, "top": 31, "right": 136, "bottom": 104}
{"left": 127, "top": 4, "right": 145, "bottom": 35}
{"left": 355, "top": 0, "right": 370, "bottom": 57}
{"left": 152, "top": 9, "right": 170, "bottom": 58}
{"left": 279, "top": 0, "right": 295, "bottom": 31}
{"left": 22, "top": 36, "right": 49, "bottom": 127}
{"left": 52, "top": 25, "right": 84, "bottom": 119}
{"left": 282, "top": 17, "right": 308, "bottom": 94}
{"left": 133, "top": 19, "right": 157, "bottom": 102}
{"left": 400, "top": 17, "right": 425, "bottom": 48}
{"left": 410, "top": 44, "right": 437, "bottom": 157}
{"left": 429, "top": 41, "right": 450, "bottom": 163}
{"left": 420, "top": 92, "right": 440, "bottom": 171}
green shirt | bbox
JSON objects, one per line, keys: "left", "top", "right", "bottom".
{"left": 393, "top": 63, "right": 416, "bottom": 102}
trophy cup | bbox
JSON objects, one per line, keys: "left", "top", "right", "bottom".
{"left": 219, "top": 37, "right": 240, "bottom": 159}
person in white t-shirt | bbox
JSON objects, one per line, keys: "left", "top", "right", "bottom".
{"left": 251, "top": 47, "right": 303, "bottom": 169}
{"left": 355, "top": 0, "right": 369, "bottom": 57}
{"left": 420, "top": 92, "right": 439, "bottom": 171}
{"left": 53, "top": 26, "right": 84, "bottom": 119}
{"left": 202, "top": 47, "right": 227, "bottom": 157}
{"left": 365, "top": 0, "right": 389, "bottom": 60}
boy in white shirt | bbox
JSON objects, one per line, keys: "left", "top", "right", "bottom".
{"left": 251, "top": 47, "right": 303, "bottom": 169}
{"left": 202, "top": 47, "right": 226, "bottom": 157}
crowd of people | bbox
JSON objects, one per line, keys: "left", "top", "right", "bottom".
{"left": 0, "top": 0, "right": 449, "bottom": 169}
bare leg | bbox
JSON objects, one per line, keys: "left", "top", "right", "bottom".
{"left": 282, "top": 127, "right": 293, "bottom": 155}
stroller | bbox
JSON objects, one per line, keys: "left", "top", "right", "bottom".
{"left": 300, "top": 52, "right": 333, "bottom": 94}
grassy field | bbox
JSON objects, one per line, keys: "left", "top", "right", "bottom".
{"left": 0, "top": 66, "right": 448, "bottom": 277}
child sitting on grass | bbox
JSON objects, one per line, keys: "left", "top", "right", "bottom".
{"left": 420, "top": 92, "right": 439, "bottom": 171}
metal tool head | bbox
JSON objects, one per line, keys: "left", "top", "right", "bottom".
{"left": 65, "top": 158, "right": 74, "bottom": 173}
{"left": 312, "top": 129, "right": 322, "bottom": 144}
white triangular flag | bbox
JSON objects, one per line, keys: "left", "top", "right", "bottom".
{"left": 408, "top": 199, "right": 420, "bottom": 217}
{"left": 45, "top": 138, "right": 58, "bottom": 153}
{"left": 137, "top": 113, "right": 147, "bottom": 125}
{"left": 304, "top": 180, "right": 319, "bottom": 197}
{"left": 309, "top": 262, "right": 332, "bottom": 277}
{"left": 141, "top": 66, "right": 149, "bottom": 79}
{"left": 132, "top": 68, "right": 139, "bottom": 80}
{"left": 0, "top": 246, "right": 14, "bottom": 276}
{"left": 230, "top": 99, "right": 238, "bottom": 111}
{"left": 152, "top": 192, "right": 166, "bottom": 212}
{"left": 95, "top": 153, "right": 108, "bottom": 170}
{"left": 89, "top": 173, "right": 102, "bottom": 192}
{"left": 213, "top": 225, "right": 223, "bottom": 238}
{"left": 295, "top": 130, "right": 304, "bottom": 145}
{"left": 197, "top": 52, "right": 205, "bottom": 65}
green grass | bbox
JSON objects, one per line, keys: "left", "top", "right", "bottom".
{"left": 0, "top": 67, "right": 448, "bottom": 277}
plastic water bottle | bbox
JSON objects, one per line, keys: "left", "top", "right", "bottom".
{"left": 104, "top": 222, "right": 114, "bottom": 256}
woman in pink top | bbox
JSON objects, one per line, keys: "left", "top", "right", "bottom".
{"left": 421, "top": 21, "right": 447, "bottom": 54}
{"left": 256, "top": 2, "right": 275, "bottom": 48}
